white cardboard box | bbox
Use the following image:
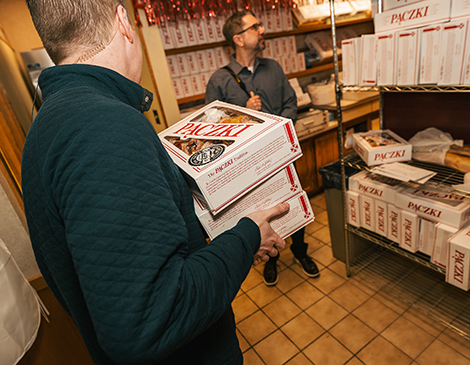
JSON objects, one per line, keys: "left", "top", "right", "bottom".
{"left": 172, "top": 77, "right": 185, "bottom": 99}
{"left": 193, "top": 19, "right": 208, "bottom": 44}
{"left": 205, "top": 49, "right": 218, "bottom": 71}
{"left": 190, "top": 74, "right": 204, "bottom": 95}
{"left": 383, "top": 0, "right": 424, "bottom": 12}
{"left": 176, "top": 53, "right": 191, "bottom": 76}
{"left": 396, "top": 29, "right": 420, "bottom": 85}
{"left": 180, "top": 76, "right": 194, "bottom": 97}
{"left": 419, "top": 24, "right": 442, "bottom": 84}
{"left": 347, "top": 191, "right": 362, "bottom": 227}
{"left": 446, "top": 224, "right": 470, "bottom": 290}
{"left": 204, "top": 18, "right": 218, "bottom": 44}
{"left": 376, "top": 199, "right": 389, "bottom": 237}
{"left": 451, "top": 0, "right": 470, "bottom": 20}
{"left": 400, "top": 210, "right": 419, "bottom": 252}
{"left": 341, "top": 38, "right": 357, "bottom": 86}
{"left": 304, "top": 31, "right": 334, "bottom": 61}
{"left": 461, "top": 18, "right": 470, "bottom": 84}
{"left": 359, "top": 34, "right": 378, "bottom": 86}
{"left": 186, "top": 52, "right": 200, "bottom": 75}
{"left": 159, "top": 101, "right": 301, "bottom": 214}
{"left": 159, "top": 23, "right": 175, "bottom": 50}
{"left": 388, "top": 204, "right": 401, "bottom": 243}
{"left": 214, "top": 47, "right": 228, "bottom": 68}
{"left": 194, "top": 165, "right": 314, "bottom": 239}
{"left": 432, "top": 222, "right": 459, "bottom": 268}
{"left": 183, "top": 21, "right": 199, "bottom": 46}
{"left": 395, "top": 186, "right": 470, "bottom": 228}
{"left": 349, "top": 170, "right": 403, "bottom": 204}
{"left": 297, "top": 53, "right": 307, "bottom": 71}
{"left": 418, "top": 218, "right": 436, "bottom": 255}
{"left": 376, "top": 32, "right": 396, "bottom": 86}
{"left": 170, "top": 22, "right": 189, "bottom": 48}
{"left": 166, "top": 55, "right": 180, "bottom": 78}
{"left": 287, "top": 36, "right": 297, "bottom": 55}
{"left": 195, "top": 50, "right": 210, "bottom": 73}
{"left": 375, "top": 0, "right": 452, "bottom": 33}
{"left": 282, "top": 6, "right": 294, "bottom": 31}
{"left": 273, "top": 38, "right": 282, "bottom": 58}
{"left": 360, "top": 195, "right": 376, "bottom": 232}
{"left": 438, "top": 19, "right": 468, "bottom": 85}
{"left": 263, "top": 39, "right": 274, "bottom": 59}
{"left": 200, "top": 72, "right": 212, "bottom": 90}
{"left": 351, "top": 129, "right": 412, "bottom": 166}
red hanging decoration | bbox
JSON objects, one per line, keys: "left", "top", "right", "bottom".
{"left": 133, "top": 0, "right": 295, "bottom": 26}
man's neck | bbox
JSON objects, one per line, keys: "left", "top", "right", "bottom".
{"left": 235, "top": 49, "right": 259, "bottom": 68}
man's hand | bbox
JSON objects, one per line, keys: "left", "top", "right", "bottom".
{"left": 246, "top": 91, "right": 262, "bottom": 111}
{"left": 246, "top": 202, "right": 289, "bottom": 266}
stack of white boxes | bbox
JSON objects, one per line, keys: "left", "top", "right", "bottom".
{"left": 342, "top": 0, "right": 470, "bottom": 86}
{"left": 347, "top": 169, "right": 470, "bottom": 290}
{"left": 159, "top": 101, "right": 315, "bottom": 240}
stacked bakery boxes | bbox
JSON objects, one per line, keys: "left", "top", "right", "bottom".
{"left": 342, "top": 0, "right": 470, "bottom": 87}
{"left": 347, "top": 130, "right": 470, "bottom": 290}
{"left": 159, "top": 101, "right": 315, "bottom": 240}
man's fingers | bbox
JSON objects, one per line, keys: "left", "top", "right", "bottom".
{"left": 263, "top": 202, "right": 290, "bottom": 222}
{"left": 250, "top": 91, "right": 255, "bottom": 97}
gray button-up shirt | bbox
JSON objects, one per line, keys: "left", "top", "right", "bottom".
{"left": 205, "top": 55, "right": 297, "bottom": 122}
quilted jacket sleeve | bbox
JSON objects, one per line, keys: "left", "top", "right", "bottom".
{"left": 44, "top": 106, "right": 260, "bottom": 363}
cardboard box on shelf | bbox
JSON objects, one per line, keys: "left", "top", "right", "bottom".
{"left": 419, "top": 24, "right": 442, "bottom": 84}
{"left": 360, "top": 195, "right": 376, "bottom": 232}
{"left": 395, "top": 185, "right": 470, "bottom": 228}
{"left": 193, "top": 19, "right": 209, "bottom": 44}
{"left": 374, "top": 0, "right": 451, "bottom": 33}
{"left": 172, "top": 77, "right": 185, "bottom": 99}
{"left": 180, "top": 76, "right": 195, "bottom": 97}
{"left": 383, "top": 0, "right": 424, "bottom": 12}
{"left": 183, "top": 21, "right": 199, "bottom": 47}
{"left": 376, "top": 199, "right": 389, "bottom": 237}
{"left": 186, "top": 52, "right": 200, "bottom": 75}
{"left": 376, "top": 32, "right": 396, "bottom": 86}
{"left": 176, "top": 53, "right": 191, "bottom": 76}
{"left": 159, "top": 101, "right": 302, "bottom": 214}
{"left": 396, "top": 29, "right": 420, "bottom": 85}
{"left": 359, "top": 34, "right": 377, "bottom": 86}
{"left": 432, "top": 222, "right": 459, "bottom": 269}
{"left": 294, "top": 109, "right": 328, "bottom": 137}
{"left": 166, "top": 55, "right": 180, "bottom": 78}
{"left": 341, "top": 38, "right": 358, "bottom": 85}
{"left": 451, "top": 0, "right": 470, "bottom": 20}
{"left": 347, "top": 191, "right": 362, "bottom": 227}
{"left": 418, "top": 218, "right": 436, "bottom": 256}
{"left": 170, "top": 22, "right": 189, "bottom": 48}
{"left": 446, "top": 224, "right": 470, "bottom": 290}
{"left": 349, "top": 170, "right": 403, "bottom": 204}
{"left": 438, "top": 19, "right": 468, "bottom": 85}
{"left": 388, "top": 204, "right": 401, "bottom": 243}
{"left": 351, "top": 129, "right": 412, "bottom": 166}
{"left": 194, "top": 165, "right": 314, "bottom": 240}
{"left": 400, "top": 210, "right": 419, "bottom": 253}
{"left": 159, "top": 23, "right": 175, "bottom": 50}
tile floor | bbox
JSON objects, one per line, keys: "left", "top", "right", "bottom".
{"left": 233, "top": 193, "right": 470, "bottom": 365}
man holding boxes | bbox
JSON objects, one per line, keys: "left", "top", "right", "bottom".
{"left": 206, "top": 10, "right": 320, "bottom": 285}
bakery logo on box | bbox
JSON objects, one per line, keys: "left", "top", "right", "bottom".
{"left": 349, "top": 197, "right": 358, "bottom": 223}
{"left": 164, "top": 106, "right": 264, "bottom": 165}
{"left": 391, "top": 5, "right": 429, "bottom": 25}
{"left": 407, "top": 201, "right": 443, "bottom": 218}
{"left": 452, "top": 250, "right": 466, "bottom": 284}
{"left": 377, "top": 205, "right": 386, "bottom": 232}
{"left": 410, "top": 188, "right": 466, "bottom": 204}
{"left": 403, "top": 218, "right": 413, "bottom": 247}
{"left": 390, "top": 210, "right": 399, "bottom": 239}
{"left": 364, "top": 200, "right": 372, "bottom": 226}
{"left": 373, "top": 149, "right": 408, "bottom": 163}
{"left": 358, "top": 183, "right": 383, "bottom": 198}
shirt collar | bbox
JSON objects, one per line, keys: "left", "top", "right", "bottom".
{"left": 229, "top": 54, "right": 266, "bottom": 74}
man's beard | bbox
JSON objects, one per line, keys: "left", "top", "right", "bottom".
{"left": 255, "top": 39, "right": 266, "bottom": 53}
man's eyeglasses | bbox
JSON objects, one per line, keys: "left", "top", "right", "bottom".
{"left": 236, "top": 22, "right": 264, "bottom": 35}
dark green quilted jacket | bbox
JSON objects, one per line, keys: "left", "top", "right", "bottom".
{"left": 22, "top": 64, "right": 260, "bottom": 365}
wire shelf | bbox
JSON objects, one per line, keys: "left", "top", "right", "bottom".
{"left": 344, "top": 153, "right": 466, "bottom": 191}
{"left": 343, "top": 85, "right": 470, "bottom": 93}
{"left": 347, "top": 226, "right": 446, "bottom": 275}
{"left": 350, "top": 245, "right": 470, "bottom": 341}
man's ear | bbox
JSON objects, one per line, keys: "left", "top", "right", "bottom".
{"left": 233, "top": 34, "right": 243, "bottom": 48}
{"left": 117, "top": 5, "right": 134, "bottom": 43}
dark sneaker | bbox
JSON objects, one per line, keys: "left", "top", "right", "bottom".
{"left": 294, "top": 255, "right": 320, "bottom": 278}
{"left": 263, "top": 260, "right": 278, "bottom": 286}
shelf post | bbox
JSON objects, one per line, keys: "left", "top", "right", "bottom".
{"left": 329, "top": 0, "right": 351, "bottom": 276}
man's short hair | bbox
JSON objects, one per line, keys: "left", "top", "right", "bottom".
{"left": 223, "top": 10, "right": 255, "bottom": 49}
{"left": 26, "top": 0, "right": 127, "bottom": 64}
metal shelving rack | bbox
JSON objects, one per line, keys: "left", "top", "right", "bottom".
{"left": 328, "top": 0, "right": 470, "bottom": 341}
